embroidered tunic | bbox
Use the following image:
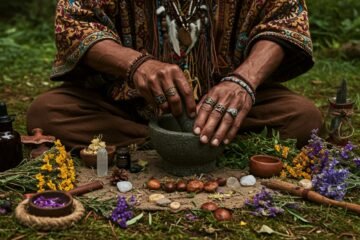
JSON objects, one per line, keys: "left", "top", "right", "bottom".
{"left": 51, "top": 0, "right": 313, "bottom": 101}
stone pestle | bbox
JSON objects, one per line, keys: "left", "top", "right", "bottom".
{"left": 175, "top": 98, "right": 195, "bottom": 133}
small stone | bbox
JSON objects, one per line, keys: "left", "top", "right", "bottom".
{"left": 117, "top": 181, "right": 133, "bottom": 193}
{"left": 149, "top": 194, "right": 165, "bottom": 203}
{"left": 170, "top": 201, "right": 181, "bottom": 210}
{"left": 299, "top": 179, "right": 312, "bottom": 189}
{"left": 240, "top": 175, "right": 256, "bottom": 186}
{"left": 156, "top": 198, "right": 172, "bottom": 207}
{"left": 226, "top": 177, "right": 241, "bottom": 191}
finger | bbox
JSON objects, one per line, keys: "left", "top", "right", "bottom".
{"left": 210, "top": 98, "right": 242, "bottom": 146}
{"left": 161, "top": 81, "right": 182, "bottom": 117}
{"left": 193, "top": 94, "right": 218, "bottom": 136}
{"left": 173, "top": 68, "right": 196, "bottom": 118}
{"left": 148, "top": 74, "right": 169, "bottom": 111}
{"left": 196, "top": 94, "right": 207, "bottom": 114}
{"left": 224, "top": 100, "right": 252, "bottom": 144}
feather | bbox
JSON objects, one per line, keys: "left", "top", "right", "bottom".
{"left": 156, "top": 6, "right": 165, "bottom": 15}
{"left": 166, "top": 15, "right": 181, "bottom": 56}
{"left": 186, "top": 19, "right": 201, "bottom": 54}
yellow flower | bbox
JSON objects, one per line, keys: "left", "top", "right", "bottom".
{"left": 275, "top": 144, "right": 281, "bottom": 152}
{"left": 41, "top": 163, "right": 53, "bottom": 172}
{"left": 47, "top": 180, "right": 57, "bottom": 190}
{"left": 282, "top": 146, "right": 289, "bottom": 159}
{"left": 280, "top": 170, "right": 287, "bottom": 178}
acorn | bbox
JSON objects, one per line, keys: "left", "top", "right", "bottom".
{"left": 163, "top": 181, "right": 176, "bottom": 193}
{"left": 213, "top": 208, "right": 232, "bottom": 221}
{"left": 204, "top": 181, "right": 219, "bottom": 193}
{"left": 176, "top": 180, "right": 187, "bottom": 192}
{"left": 186, "top": 180, "right": 204, "bottom": 193}
{"left": 200, "top": 202, "right": 219, "bottom": 212}
{"left": 216, "top": 177, "right": 227, "bottom": 187}
{"left": 147, "top": 178, "right": 161, "bottom": 190}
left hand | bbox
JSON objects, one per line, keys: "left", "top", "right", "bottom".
{"left": 193, "top": 81, "right": 253, "bottom": 146}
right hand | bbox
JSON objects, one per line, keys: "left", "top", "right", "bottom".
{"left": 133, "top": 59, "right": 196, "bottom": 118}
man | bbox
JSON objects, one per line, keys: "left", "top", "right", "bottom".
{"left": 27, "top": 0, "right": 322, "bottom": 148}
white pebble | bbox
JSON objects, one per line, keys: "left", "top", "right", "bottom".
{"left": 226, "top": 177, "right": 241, "bottom": 191}
{"left": 156, "top": 198, "right": 172, "bottom": 207}
{"left": 148, "top": 194, "right": 165, "bottom": 203}
{"left": 299, "top": 179, "right": 312, "bottom": 189}
{"left": 117, "top": 181, "right": 133, "bottom": 193}
{"left": 170, "top": 202, "right": 181, "bottom": 210}
{"left": 240, "top": 175, "right": 257, "bottom": 186}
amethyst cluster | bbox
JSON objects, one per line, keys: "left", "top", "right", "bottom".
{"left": 245, "top": 187, "right": 284, "bottom": 217}
{"left": 33, "top": 196, "right": 66, "bottom": 208}
{"left": 110, "top": 195, "right": 135, "bottom": 228}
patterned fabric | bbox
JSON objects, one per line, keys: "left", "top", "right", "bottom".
{"left": 51, "top": 0, "right": 313, "bottom": 101}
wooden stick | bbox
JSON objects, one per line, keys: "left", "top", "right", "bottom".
{"left": 68, "top": 180, "right": 104, "bottom": 196}
{"left": 262, "top": 179, "right": 360, "bottom": 215}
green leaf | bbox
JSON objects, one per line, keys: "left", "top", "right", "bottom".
{"left": 286, "top": 208, "right": 310, "bottom": 223}
{"left": 126, "top": 213, "right": 144, "bottom": 226}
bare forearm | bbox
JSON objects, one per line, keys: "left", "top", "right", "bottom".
{"left": 233, "top": 40, "right": 285, "bottom": 90}
{"left": 83, "top": 40, "right": 142, "bottom": 78}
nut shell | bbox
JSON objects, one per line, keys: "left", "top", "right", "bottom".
{"left": 147, "top": 178, "right": 161, "bottom": 190}
{"left": 213, "top": 208, "right": 232, "bottom": 221}
{"left": 163, "top": 181, "right": 176, "bottom": 193}
{"left": 201, "top": 202, "right": 218, "bottom": 212}
{"left": 204, "top": 181, "right": 218, "bottom": 193}
{"left": 186, "top": 180, "right": 204, "bottom": 193}
{"left": 216, "top": 177, "right": 226, "bottom": 186}
{"left": 176, "top": 181, "right": 187, "bottom": 192}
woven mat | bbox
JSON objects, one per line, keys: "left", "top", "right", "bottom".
{"left": 76, "top": 150, "right": 262, "bottom": 211}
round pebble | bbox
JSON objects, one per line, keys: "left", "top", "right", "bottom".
{"left": 148, "top": 194, "right": 165, "bottom": 203}
{"left": 299, "top": 179, "right": 312, "bottom": 189}
{"left": 156, "top": 198, "right": 172, "bottom": 207}
{"left": 170, "top": 201, "right": 181, "bottom": 210}
{"left": 226, "top": 177, "right": 241, "bottom": 191}
{"left": 240, "top": 175, "right": 256, "bottom": 186}
{"left": 117, "top": 181, "right": 133, "bottom": 193}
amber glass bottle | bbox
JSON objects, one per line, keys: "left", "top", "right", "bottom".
{"left": 0, "top": 102, "right": 23, "bottom": 171}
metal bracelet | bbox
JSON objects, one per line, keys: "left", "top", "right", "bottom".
{"left": 220, "top": 76, "right": 256, "bottom": 105}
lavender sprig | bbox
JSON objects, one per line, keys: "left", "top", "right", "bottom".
{"left": 33, "top": 196, "right": 66, "bottom": 208}
{"left": 110, "top": 196, "right": 134, "bottom": 228}
{"left": 245, "top": 187, "right": 284, "bottom": 217}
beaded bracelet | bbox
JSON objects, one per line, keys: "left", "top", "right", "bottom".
{"left": 220, "top": 75, "right": 256, "bottom": 105}
{"left": 126, "top": 53, "right": 155, "bottom": 87}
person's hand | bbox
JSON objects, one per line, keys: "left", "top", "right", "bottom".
{"left": 193, "top": 81, "right": 253, "bottom": 146}
{"left": 133, "top": 59, "right": 196, "bottom": 118}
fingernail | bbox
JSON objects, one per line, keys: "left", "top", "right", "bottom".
{"left": 194, "top": 127, "right": 201, "bottom": 135}
{"left": 211, "top": 138, "right": 219, "bottom": 146}
{"left": 190, "top": 112, "right": 196, "bottom": 118}
{"left": 224, "top": 139, "right": 230, "bottom": 145}
{"left": 200, "top": 135, "right": 208, "bottom": 143}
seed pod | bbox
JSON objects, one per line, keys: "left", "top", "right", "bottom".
{"left": 204, "top": 181, "right": 218, "bottom": 193}
{"left": 176, "top": 180, "right": 187, "bottom": 192}
{"left": 200, "top": 202, "right": 218, "bottom": 212}
{"left": 163, "top": 181, "right": 176, "bottom": 193}
{"left": 186, "top": 180, "right": 204, "bottom": 193}
{"left": 147, "top": 178, "right": 161, "bottom": 190}
{"left": 170, "top": 201, "right": 181, "bottom": 210}
{"left": 213, "top": 208, "right": 232, "bottom": 221}
{"left": 216, "top": 177, "right": 226, "bottom": 186}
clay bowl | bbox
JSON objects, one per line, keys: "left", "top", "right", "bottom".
{"left": 28, "top": 191, "right": 73, "bottom": 217}
{"left": 149, "top": 114, "right": 224, "bottom": 176}
{"left": 80, "top": 145, "right": 116, "bottom": 168}
{"left": 249, "top": 154, "right": 283, "bottom": 178}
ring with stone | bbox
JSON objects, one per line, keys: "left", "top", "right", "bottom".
{"left": 214, "top": 103, "right": 226, "bottom": 115}
{"left": 164, "top": 86, "right": 177, "bottom": 97}
{"left": 204, "top": 97, "right": 217, "bottom": 108}
{"left": 226, "top": 108, "right": 238, "bottom": 118}
{"left": 154, "top": 94, "right": 167, "bottom": 105}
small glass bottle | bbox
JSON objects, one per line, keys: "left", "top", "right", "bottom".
{"left": 115, "top": 147, "right": 131, "bottom": 169}
{"left": 0, "top": 102, "right": 23, "bottom": 172}
{"left": 97, "top": 147, "right": 108, "bottom": 177}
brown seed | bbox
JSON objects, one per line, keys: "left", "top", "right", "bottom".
{"left": 163, "top": 181, "right": 176, "bottom": 193}
{"left": 213, "top": 208, "right": 232, "bottom": 221}
{"left": 147, "top": 178, "right": 161, "bottom": 190}
{"left": 204, "top": 181, "right": 219, "bottom": 193}
{"left": 200, "top": 202, "right": 219, "bottom": 212}
{"left": 186, "top": 180, "right": 204, "bottom": 193}
{"left": 176, "top": 180, "right": 187, "bottom": 192}
{"left": 216, "top": 177, "right": 226, "bottom": 186}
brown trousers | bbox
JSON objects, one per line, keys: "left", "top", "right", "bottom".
{"left": 27, "top": 83, "right": 322, "bottom": 149}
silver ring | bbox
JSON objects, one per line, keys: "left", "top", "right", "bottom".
{"left": 165, "top": 86, "right": 177, "bottom": 97}
{"left": 226, "top": 108, "right": 238, "bottom": 118}
{"left": 214, "top": 103, "right": 226, "bottom": 115}
{"left": 204, "top": 97, "right": 217, "bottom": 108}
{"left": 154, "top": 94, "right": 167, "bottom": 105}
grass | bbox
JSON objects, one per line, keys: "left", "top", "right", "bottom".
{"left": 1, "top": 11, "right": 360, "bottom": 240}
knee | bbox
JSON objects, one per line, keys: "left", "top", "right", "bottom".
{"left": 281, "top": 95, "right": 323, "bottom": 147}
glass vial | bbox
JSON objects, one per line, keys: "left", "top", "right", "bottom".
{"left": 97, "top": 147, "right": 108, "bottom": 177}
{"left": 115, "top": 147, "right": 131, "bottom": 169}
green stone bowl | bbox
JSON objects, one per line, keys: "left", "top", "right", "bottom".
{"left": 149, "top": 114, "right": 224, "bottom": 176}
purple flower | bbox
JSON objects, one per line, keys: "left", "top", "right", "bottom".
{"left": 110, "top": 195, "right": 134, "bottom": 228}
{"left": 185, "top": 212, "right": 198, "bottom": 221}
{"left": 354, "top": 157, "right": 360, "bottom": 167}
{"left": 245, "top": 188, "right": 283, "bottom": 217}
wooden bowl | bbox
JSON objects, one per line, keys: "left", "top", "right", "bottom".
{"left": 249, "top": 155, "right": 283, "bottom": 178}
{"left": 28, "top": 191, "right": 73, "bottom": 217}
{"left": 80, "top": 145, "right": 116, "bottom": 168}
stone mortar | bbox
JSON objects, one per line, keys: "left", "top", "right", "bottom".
{"left": 149, "top": 114, "right": 224, "bottom": 176}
